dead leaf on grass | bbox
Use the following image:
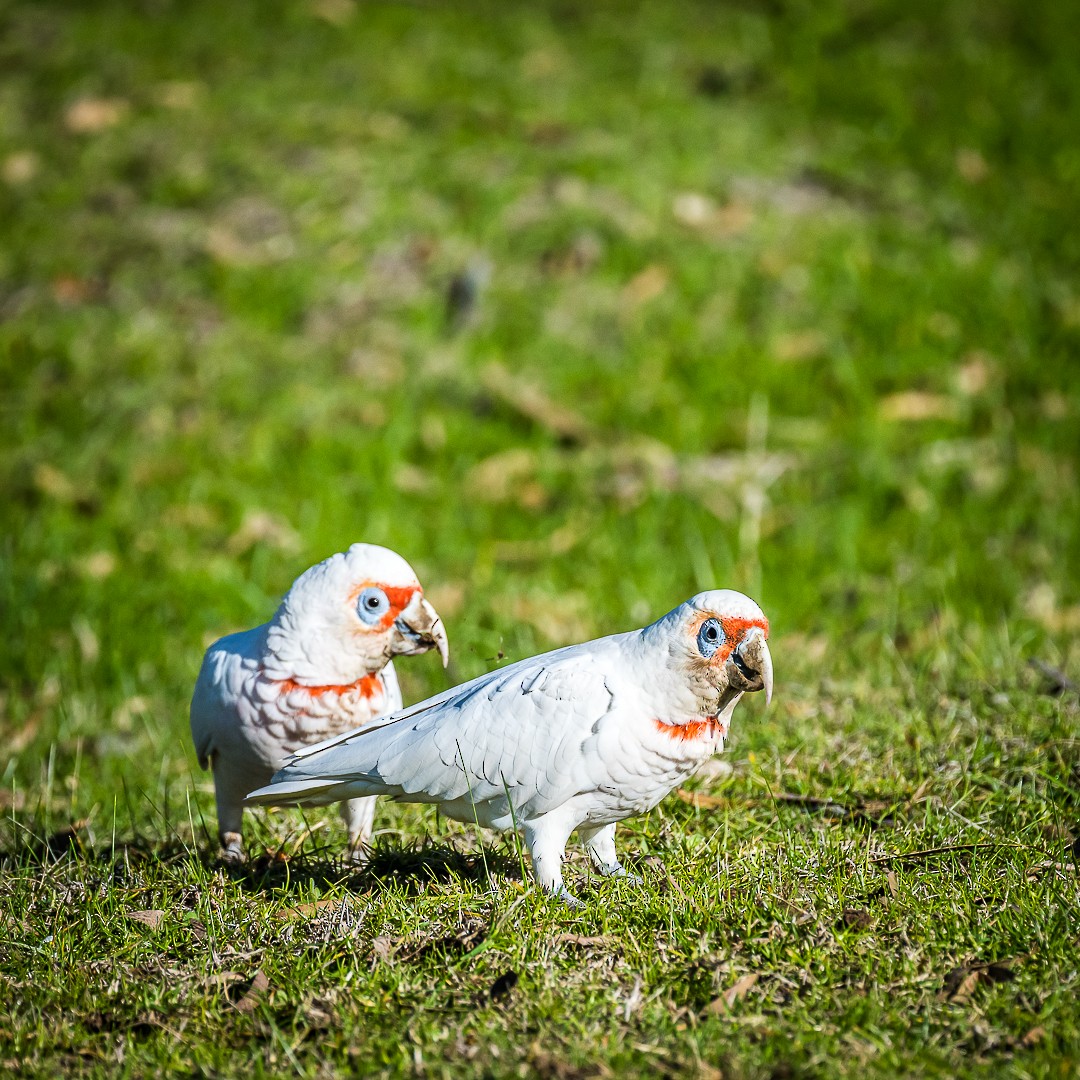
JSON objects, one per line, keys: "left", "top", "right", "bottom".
{"left": 310, "top": 0, "right": 355, "bottom": 24}
{"left": 706, "top": 973, "right": 759, "bottom": 1015}
{"left": 481, "top": 362, "right": 592, "bottom": 444}
{"left": 879, "top": 392, "right": 959, "bottom": 422}
{"left": 772, "top": 329, "right": 827, "bottom": 362}
{"left": 126, "top": 909, "right": 165, "bottom": 930}
{"left": 942, "top": 961, "right": 1019, "bottom": 1004}
{"left": 1020, "top": 1025, "right": 1046, "bottom": 1049}
{"left": 3, "top": 151, "right": 39, "bottom": 185}
{"left": 956, "top": 148, "right": 989, "bottom": 183}
{"left": 622, "top": 264, "right": 669, "bottom": 306}
{"left": 65, "top": 97, "right": 129, "bottom": 133}
{"left": 944, "top": 969, "right": 983, "bottom": 1005}
{"left": 276, "top": 897, "right": 345, "bottom": 920}
{"left": 676, "top": 788, "right": 729, "bottom": 810}
{"left": 493, "top": 520, "right": 585, "bottom": 564}
{"left": 838, "top": 908, "right": 872, "bottom": 930}
{"left": 369, "top": 935, "right": 396, "bottom": 967}
{"left": 226, "top": 510, "right": 301, "bottom": 556}
{"left": 232, "top": 969, "right": 269, "bottom": 1013}
{"left": 553, "top": 934, "right": 618, "bottom": 948}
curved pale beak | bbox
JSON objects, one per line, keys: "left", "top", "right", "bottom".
{"left": 393, "top": 595, "right": 450, "bottom": 667}
{"left": 729, "top": 627, "right": 773, "bottom": 705}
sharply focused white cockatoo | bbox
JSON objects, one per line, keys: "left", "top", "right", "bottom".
{"left": 191, "top": 543, "right": 449, "bottom": 861}
{"left": 247, "top": 590, "right": 771, "bottom": 902}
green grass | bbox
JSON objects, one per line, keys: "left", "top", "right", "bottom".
{"left": 1, "top": 0, "right": 1079, "bottom": 1074}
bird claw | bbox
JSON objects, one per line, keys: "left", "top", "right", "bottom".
{"left": 551, "top": 885, "right": 586, "bottom": 910}
{"left": 594, "top": 861, "right": 642, "bottom": 885}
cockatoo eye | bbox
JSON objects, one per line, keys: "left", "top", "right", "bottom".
{"left": 357, "top": 587, "right": 390, "bottom": 625}
{"left": 697, "top": 617, "right": 725, "bottom": 658}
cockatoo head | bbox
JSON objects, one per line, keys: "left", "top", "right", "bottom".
{"left": 263, "top": 543, "right": 449, "bottom": 686}
{"left": 659, "top": 590, "right": 772, "bottom": 710}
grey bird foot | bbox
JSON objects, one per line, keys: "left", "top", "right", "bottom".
{"left": 594, "top": 861, "right": 643, "bottom": 885}
{"left": 220, "top": 834, "right": 245, "bottom": 864}
{"left": 551, "top": 885, "right": 587, "bottom": 910}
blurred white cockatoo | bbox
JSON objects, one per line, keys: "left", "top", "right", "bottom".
{"left": 247, "top": 590, "right": 771, "bottom": 902}
{"left": 191, "top": 543, "right": 448, "bottom": 861}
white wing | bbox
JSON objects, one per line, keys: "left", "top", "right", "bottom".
{"left": 246, "top": 633, "right": 639, "bottom": 818}
{"left": 189, "top": 628, "right": 264, "bottom": 769}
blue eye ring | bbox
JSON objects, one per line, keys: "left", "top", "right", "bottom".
{"left": 357, "top": 587, "right": 390, "bottom": 625}
{"left": 697, "top": 617, "right": 725, "bottom": 659}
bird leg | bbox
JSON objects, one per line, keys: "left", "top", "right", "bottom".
{"left": 579, "top": 823, "right": 642, "bottom": 884}
{"left": 524, "top": 812, "right": 583, "bottom": 908}
{"left": 213, "top": 769, "right": 246, "bottom": 863}
{"left": 341, "top": 796, "right": 378, "bottom": 863}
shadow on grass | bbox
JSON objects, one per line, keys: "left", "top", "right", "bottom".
{"left": 0, "top": 824, "right": 523, "bottom": 898}
{"left": 225, "top": 837, "right": 524, "bottom": 897}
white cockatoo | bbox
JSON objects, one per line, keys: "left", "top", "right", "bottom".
{"left": 190, "top": 543, "right": 448, "bottom": 861}
{"left": 247, "top": 590, "right": 771, "bottom": 902}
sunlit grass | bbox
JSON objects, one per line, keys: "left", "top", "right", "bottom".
{"left": 1, "top": 0, "right": 1078, "bottom": 1075}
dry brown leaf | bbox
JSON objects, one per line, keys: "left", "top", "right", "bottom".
{"left": 879, "top": 392, "right": 959, "bottom": 422}
{"left": 156, "top": 80, "right": 202, "bottom": 109}
{"left": 1024, "top": 583, "right": 1080, "bottom": 633}
{"left": 553, "top": 934, "right": 617, "bottom": 947}
{"left": 956, "top": 148, "right": 989, "bottom": 183}
{"left": 65, "top": 97, "right": 128, "bottom": 133}
{"left": 946, "top": 969, "right": 983, "bottom": 1004}
{"left": 675, "top": 788, "right": 729, "bottom": 810}
{"left": 507, "top": 591, "right": 591, "bottom": 646}
{"left": 673, "top": 191, "right": 715, "bottom": 227}
{"left": 772, "top": 330, "right": 827, "bottom": 362}
{"left": 622, "top": 264, "right": 669, "bottom": 306}
{"left": 276, "top": 898, "right": 345, "bottom": 920}
{"left": 672, "top": 192, "right": 753, "bottom": 236}
{"left": 839, "top": 908, "right": 872, "bottom": 930}
{"left": 1020, "top": 1025, "right": 1046, "bottom": 1049}
{"left": 52, "top": 275, "right": 99, "bottom": 305}
{"left": 369, "top": 935, "right": 396, "bottom": 966}
{"left": 467, "top": 448, "right": 542, "bottom": 504}
{"left": 126, "top": 909, "right": 165, "bottom": 930}
{"left": 33, "top": 463, "right": 76, "bottom": 502}
{"left": 424, "top": 581, "right": 465, "bottom": 620}
{"left": 310, "top": 0, "right": 355, "bottom": 23}
{"left": 79, "top": 551, "right": 117, "bottom": 579}
{"left": 481, "top": 362, "right": 591, "bottom": 443}
{"left": 1041, "top": 391, "right": 1069, "bottom": 419}
{"left": 226, "top": 510, "right": 301, "bottom": 556}
{"left": 2, "top": 151, "right": 39, "bottom": 185}
{"left": 707, "top": 973, "right": 759, "bottom": 1015}
{"left": 493, "top": 520, "right": 584, "bottom": 563}
{"left": 954, "top": 352, "right": 994, "bottom": 396}
{"left": 233, "top": 969, "right": 269, "bottom": 1013}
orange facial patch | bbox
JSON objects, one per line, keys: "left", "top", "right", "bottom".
{"left": 277, "top": 673, "right": 385, "bottom": 699}
{"left": 347, "top": 580, "right": 419, "bottom": 630}
{"left": 654, "top": 716, "right": 727, "bottom": 741}
{"left": 720, "top": 615, "right": 769, "bottom": 642}
{"left": 689, "top": 611, "right": 769, "bottom": 664}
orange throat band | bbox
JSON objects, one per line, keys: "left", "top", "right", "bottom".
{"left": 654, "top": 716, "right": 726, "bottom": 741}
{"left": 276, "top": 673, "right": 384, "bottom": 700}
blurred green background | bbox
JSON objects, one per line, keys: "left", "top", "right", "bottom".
{"left": 2, "top": 0, "right": 1076, "bottom": 804}
{"left": 2, "top": 0, "right": 1079, "bottom": 1074}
